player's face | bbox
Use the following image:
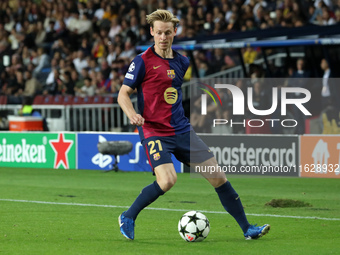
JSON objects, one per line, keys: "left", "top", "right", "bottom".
{"left": 151, "top": 21, "right": 177, "bottom": 52}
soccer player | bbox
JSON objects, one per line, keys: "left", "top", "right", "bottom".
{"left": 117, "top": 9, "right": 270, "bottom": 240}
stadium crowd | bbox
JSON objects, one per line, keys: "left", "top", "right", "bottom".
{"left": 0, "top": 0, "right": 339, "bottom": 134}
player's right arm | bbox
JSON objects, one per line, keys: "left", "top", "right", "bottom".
{"left": 118, "top": 85, "right": 145, "bottom": 126}
{"left": 119, "top": 55, "right": 146, "bottom": 126}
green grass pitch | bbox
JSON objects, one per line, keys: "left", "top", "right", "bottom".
{"left": 0, "top": 167, "right": 339, "bottom": 255}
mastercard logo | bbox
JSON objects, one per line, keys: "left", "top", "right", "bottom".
{"left": 164, "top": 87, "right": 178, "bottom": 104}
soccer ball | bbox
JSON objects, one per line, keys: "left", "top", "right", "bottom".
{"left": 178, "top": 211, "right": 210, "bottom": 242}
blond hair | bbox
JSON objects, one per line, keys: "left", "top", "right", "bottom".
{"left": 146, "top": 9, "right": 180, "bottom": 29}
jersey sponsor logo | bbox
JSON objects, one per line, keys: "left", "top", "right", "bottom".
{"left": 153, "top": 152, "right": 160, "bottom": 161}
{"left": 167, "top": 69, "right": 175, "bottom": 79}
{"left": 164, "top": 87, "right": 178, "bottom": 104}
{"left": 153, "top": 65, "right": 162, "bottom": 69}
{"left": 125, "top": 73, "right": 134, "bottom": 80}
{"left": 128, "top": 62, "right": 135, "bottom": 72}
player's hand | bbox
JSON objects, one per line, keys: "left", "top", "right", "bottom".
{"left": 130, "top": 114, "right": 145, "bottom": 126}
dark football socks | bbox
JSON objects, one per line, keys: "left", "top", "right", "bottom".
{"left": 124, "top": 181, "right": 165, "bottom": 220}
{"left": 215, "top": 181, "right": 251, "bottom": 233}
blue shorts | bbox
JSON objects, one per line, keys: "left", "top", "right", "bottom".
{"left": 142, "top": 131, "right": 214, "bottom": 170}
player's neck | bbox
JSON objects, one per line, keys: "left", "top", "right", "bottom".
{"left": 155, "top": 47, "right": 173, "bottom": 59}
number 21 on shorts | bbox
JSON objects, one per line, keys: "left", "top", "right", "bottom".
{"left": 148, "top": 140, "right": 163, "bottom": 154}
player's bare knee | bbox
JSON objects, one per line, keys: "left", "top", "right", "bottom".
{"left": 159, "top": 181, "right": 175, "bottom": 192}
{"left": 207, "top": 177, "right": 227, "bottom": 188}
{"left": 158, "top": 176, "right": 177, "bottom": 192}
{"left": 215, "top": 178, "right": 227, "bottom": 188}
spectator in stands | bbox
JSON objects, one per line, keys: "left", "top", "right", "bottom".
{"left": 203, "top": 12, "right": 214, "bottom": 34}
{"left": 119, "top": 41, "right": 136, "bottom": 61}
{"left": 136, "top": 26, "right": 150, "bottom": 45}
{"left": 96, "top": 71, "right": 111, "bottom": 95}
{"left": 44, "top": 20, "right": 57, "bottom": 46}
{"left": 21, "top": 46, "right": 31, "bottom": 66}
{"left": 73, "top": 50, "right": 88, "bottom": 74}
{"left": 115, "top": 58, "right": 128, "bottom": 77}
{"left": 88, "top": 57, "right": 101, "bottom": 74}
{"left": 226, "top": 12, "right": 239, "bottom": 31}
{"left": 197, "top": 60, "right": 209, "bottom": 78}
{"left": 23, "top": 70, "right": 41, "bottom": 97}
{"left": 45, "top": 57, "right": 58, "bottom": 85}
{"left": 100, "top": 59, "right": 111, "bottom": 80}
{"left": 130, "top": 16, "right": 140, "bottom": 38}
{"left": 8, "top": 28, "right": 21, "bottom": 51}
{"left": 320, "top": 58, "right": 340, "bottom": 111}
{"left": 91, "top": 32, "right": 106, "bottom": 59}
{"left": 54, "top": 19, "right": 69, "bottom": 42}
{"left": 59, "top": 71, "right": 74, "bottom": 95}
{"left": 291, "top": 58, "right": 311, "bottom": 79}
{"left": 254, "top": 5, "right": 266, "bottom": 26}
{"left": 34, "top": 21, "right": 46, "bottom": 48}
{"left": 5, "top": 54, "right": 23, "bottom": 76}
{"left": 108, "top": 17, "right": 122, "bottom": 41}
{"left": 196, "top": 6, "right": 206, "bottom": 31}
{"left": 50, "top": 38, "right": 70, "bottom": 59}
{"left": 110, "top": 77, "right": 121, "bottom": 96}
{"left": 93, "top": 1, "right": 106, "bottom": 23}
{"left": 42, "top": 68, "right": 59, "bottom": 95}
{"left": 102, "top": 5, "right": 115, "bottom": 22}
{"left": 14, "top": 69, "right": 25, "bottom": 94}
{"left": 320, "top": 6, "right": 336, "bottom": 25}
{"left": 288, "top": 58, "right": 312, "bottom": 134}
{"left": 241, "top": 4, "right": 254, "bottom": 21}
{"left": 320, "top": 58, "right": 332, "bottom": 111}
{"left": 79, "top": 37, "right": 92, "bottom": 57}
{"left": 71, "top": 69, "right": 79, "bottom": 85}
{"left": 243, "top": 47, "right": 258, "bottom": 64}
{"left": 75, "top": 77, "right": 96, "bottom": 97}
{"left": 32, "top": 47, "right": 50, "bottom": 79}
{"left": 73, "top": 67, "right": 87, "bottom": 92}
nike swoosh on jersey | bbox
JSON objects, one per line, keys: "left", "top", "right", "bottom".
{"left": 153, "top": 65, "right": 162, "bottom": 69}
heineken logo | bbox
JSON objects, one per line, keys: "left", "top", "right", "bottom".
{"left": 0, "top": 138, "right": 46, "bottom": 163}
{"left": 0, "top": 133, "right": 76, "bottom": 169}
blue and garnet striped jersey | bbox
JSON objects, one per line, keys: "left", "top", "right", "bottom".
{"left": 123, "top": 45, "right": 192, "bottom": 140}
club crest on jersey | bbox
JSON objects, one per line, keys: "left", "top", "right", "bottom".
{"left": 167, "top": 70, "right": 175, "bottom": 79}
{"left": 153, "top": 152, "right": 160, "bottom": 161}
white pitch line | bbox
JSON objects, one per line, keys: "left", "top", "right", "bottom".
{"left": 1, "top": 198, "right": 339, "bottom": 221}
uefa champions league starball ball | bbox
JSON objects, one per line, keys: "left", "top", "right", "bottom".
{"left": 178, "top": 211, "right": 210, "bottom": 242}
